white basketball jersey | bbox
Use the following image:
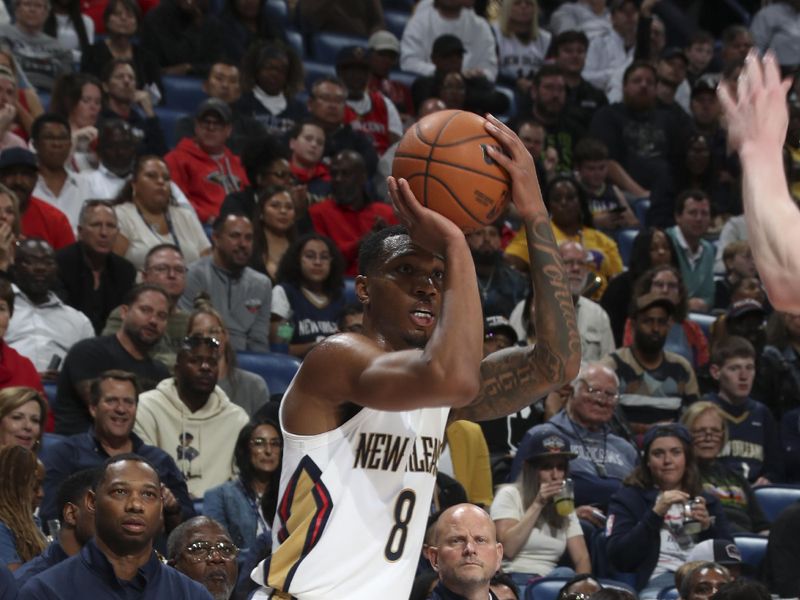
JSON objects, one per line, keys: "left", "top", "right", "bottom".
{"left": 251, "top": 402, "right": 450, "bottom": 599}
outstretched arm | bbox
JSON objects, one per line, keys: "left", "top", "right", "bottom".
{"left": 452, "top": 115, "right": 581, "bottom": 423}
{"left": 719, "top": 51, "right": 799, "bottom": 311}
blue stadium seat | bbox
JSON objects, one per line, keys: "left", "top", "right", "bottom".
{"left": 303, "top": 60, "right": 337, "bottom": 91}
{"left": 43, "top": 382, "right": 57, "bottom": 412}
{"left": 658, "top": 587, "right": 679, "bottom": 600}
{"left": 388, "top": 70, "right": 416, "bottom": 88}
{"left": 236, "top": 352, "right": 301, "bottom": 396}
{"left": 286, "top": 29, "right": 305, "bottom": 59}
{"left": 343, "top": 277, "right": 357, "bottom": 304}
{"left": 310, "top": 32, "right": 369, "bottom": 63}
{"left": 494, "top": 84, "right": 517, "bottom": 123}
{"left": 688, "top": 312, "right": 716, "bottom": 340}
{"left": 154, "top": 107, "right": 189, "bottom": 150}
{"left": 733, "top": 534, "right": 768, "bottom": 571}
{"left": 383, "top": 9, "right": 409, "bottom": 39}
{"left": 193, "top": 498, "right": 204, "bottom": 515}
{"left": 616, "top": 228, "right": 638, "bottom": 267}
{"left": 753, "top": 485, "right": 800, "bottom": 522}
{"left": 162, "top": 75, "right": 207, "bottom": 112}
{"left": 630, "top": 197, "right": 650, "bottom": 225}
{"left": 265, "top": 0, "right": 288, "bottom": 26}
{"left": 38, "top": 91, "right": 51, "bottom": 111}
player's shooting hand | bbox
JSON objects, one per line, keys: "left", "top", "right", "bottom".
{"left": 482, "top": 114, "right": 545, "bottom": 221}
{"left": 388, "top": 175, "right": 464, "bottom": 255}
{"left": 718, "top": 50, "right": 793, "bottom": 156}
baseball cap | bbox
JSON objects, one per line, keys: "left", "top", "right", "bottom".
{"left": 195, "top": 98, "right": 232, "bottom": 124}
{"left": 642, "top": 423, "right": 692, "bottom": 454}
{"left": 692, "top": 76, "right": 719, "bottom": 99}
{"left": 432, "top": 34, "right": 465, "bottom": 57}
{"left": 336, "top": 45, "right": 370, "bottom": 68}
{"left": 631, "top": 291, "right": 676, "bottom": 318}
{"left": 368, "top": 30, "right": 400, "bottom": 54}
{"left": 727, "top": 298, "right": 766, "bottom": 320}
{"left": 660, "top": 46, "right": 689, "bottom": 65}
{"left": 518, "top": 429, "right": 577, "bottom": 463}
{"left": 484, "top": 315, "right": 518, "bottom": 345}
{"left": 687, "top": 539, "right": 743, "bottom": 567}
{"left": 0, "top": 147, "right": 37, "bottom": 170}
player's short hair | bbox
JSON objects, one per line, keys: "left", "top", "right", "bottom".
{"left": 358, "top": 224, "right": 409, "bottom": 276}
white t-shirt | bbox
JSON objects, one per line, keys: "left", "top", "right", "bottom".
{"left": 652, "top": 503, "right": 694, "bottom": 578}
{"left": 490, "top": 484, "right": 583, "bottom": 576}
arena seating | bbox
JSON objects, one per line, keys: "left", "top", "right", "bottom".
{"left": 733, "top": 533, "right": 768, "bottom": 572}
{"left": 236, "top": 351, "right": 301, "bottom": 396}
{"left": 753, "top": 485, "right": 800, "bottom": 523}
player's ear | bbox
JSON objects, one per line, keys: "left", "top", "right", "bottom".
{"left": 355, "top": 275, "right": 369, "bottom": 304}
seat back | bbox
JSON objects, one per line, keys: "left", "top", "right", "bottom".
{"left": 616, "top": 229, "right": 639, "bottom": 267}
{"left": 657, "top": 587, "right": 679, "bottom": 600}
{"left": 162, "top": 75, "right": 207, "bottom": 111}
{"left": 383, "top": 9, "right": 409, "bottom": 38}
{"left": 310, "top": 32, "right": 369, "bottom": 63}
{"left": 733, "top": 534, "right": 768, "bottom": 572}
{"left": 236, "top": 352, "right": 301, "bottom": 396}
{"left": 753, "top": 485, "right": 800, "bottom": 522}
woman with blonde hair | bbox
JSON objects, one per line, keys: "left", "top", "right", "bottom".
{"left": 0, "top": 445, "right": 46, "bottom": 570}
{"left": 681, "top": 401, "right": 770, "bottom": 534}
{"left": 492, "top": 0, "right": 551, "bottom": 93}
{"left": 0, "top": 387, "right": 47, "bottom": 453}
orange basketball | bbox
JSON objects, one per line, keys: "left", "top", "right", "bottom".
{"left": 392, "top": 110, "right": 511, "bottom": 232}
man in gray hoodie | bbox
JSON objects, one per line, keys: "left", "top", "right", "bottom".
{"left": 179, "top": 212, "right": 271, "bottom": 352}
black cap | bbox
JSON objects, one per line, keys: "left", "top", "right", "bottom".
{"left": 432, "top": 34, "right": 465, "bottom": 58}
{"left": 727, "top": 298, "right": 766, "bottom": 320}
{"left": 484, "top": 315, "right": 518, "bottom": 345}
{"left": 642, "top": 423, "right": 692, "bottom": 455}
{"left": 336, "top": 45, "right": 370, "bottom": 68}
{"left": 195, "top": 98, "right": 232, "bottom": 124}
{"left": 691, "top": 77, "right": 718, "bottom": 98}
{"left": 517, "top": 428, "right": 577, "bottom": 463}
{"left": 660, "top": 46, "right": 689, "bottom": 65}
{"left": 0, "top": 147, "right": 37, "bottom": 171}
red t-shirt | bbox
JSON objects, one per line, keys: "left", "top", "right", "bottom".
{"left": 21, "top": 197, "right": 76, "bottom": 250}
{"left": 309, "top": 198, "right": 398, "bottom": 276}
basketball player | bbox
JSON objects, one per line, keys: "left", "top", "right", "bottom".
{"left": 718, "top": 50, "right": 797, "bottom": 311}
{"left": 252, "top": 114, "right": 581, "bottom": 599}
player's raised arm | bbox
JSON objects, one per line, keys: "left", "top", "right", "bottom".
{"left": 719, "top": 51, "right": 800, "bottom": 311}
{"left": 452, "top": 114, "right": 581, "bottom": 423}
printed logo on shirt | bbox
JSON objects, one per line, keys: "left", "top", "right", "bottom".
{"left": 245, "top": 299, "right": 263, "bottom": 314}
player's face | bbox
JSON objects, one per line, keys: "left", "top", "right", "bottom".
{"left": 431, "top": 506, "right": 502, "bottom": 589}
{"left": 364, "top": 235, "right": 445, "bottom": 350}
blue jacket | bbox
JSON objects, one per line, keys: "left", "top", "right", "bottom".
{"left": 17, "top": 539, "right": 212, "bottom": 599}
{"left": 606, "top": 485, "right": 732, "bottom": 591}
{"left": 13, "top": 542, "right": 68, "bottom": 589}
{"left": 0, "top": 561, "right": 16, "bottom": 600}
{"left": 204, "top": 479, "right": 268, "bottom": 551}
{"left": 39, "top": 429, "right": 194, "bottom": 526}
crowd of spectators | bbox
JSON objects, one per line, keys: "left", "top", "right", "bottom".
{"left": 1, "top": 0, "right": 800, "bottom": 598}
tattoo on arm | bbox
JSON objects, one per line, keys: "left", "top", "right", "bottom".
{"left": 453, "top": 215, "right": 580, "bottom": 423}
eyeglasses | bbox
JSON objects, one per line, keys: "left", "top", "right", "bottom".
{"left": 182, "top": 336, "right": 220, "bottom": 349}
{"left": 183, "top": 541, "right": 239, "bottom": 562}
{"left": 250, "top": 437, "right": 282, "bottom": 449}
{"left": 691, "top": 427, "right": 724, "bottom": 440}
{"left": 582, "top": 384, "right": 619, "bottom": 403}
{"left": 147, "top": 264, "right": 187, "bottom": 275}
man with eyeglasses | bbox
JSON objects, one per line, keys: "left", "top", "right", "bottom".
{"left": 55, "top": 284, "right": 171, "bottom": 435}
{"left": 706, "top": 335, "right": 783, "bottom": 485}
{"left": 306, "top": 76, "right": 378, "bottom": 178}
{"left": 167, "top": 516, "right": 239, "bottom": 600}
{"left": 166, "top": 98, "right": 248, "bottom": 225}
{"left": 509, "top": 362, "right": 637, "bottom": 527}
{"left": 56, "top": 200, "right": 136, "bottom": 334}
{"left": 135, "top": 334, "right": 249, "bottom": 498}
{"left": 104, "top": 244, "right": 190, "bottom": 369}
{"left": 600, "top": 292, "right": 699, "bottom": 436}
{"left": 40, "top": 370, "right": 193, "bottom": 531}
{"left": 18, "top": 455, "right": 213, "bottom": 599}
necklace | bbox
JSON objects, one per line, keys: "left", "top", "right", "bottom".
{"left": 477, "top": 267, "right": 495, "bottom": 301}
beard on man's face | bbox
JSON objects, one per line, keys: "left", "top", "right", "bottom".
{"left": 634, "top": 328, "right": 666, "bottom": 355}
